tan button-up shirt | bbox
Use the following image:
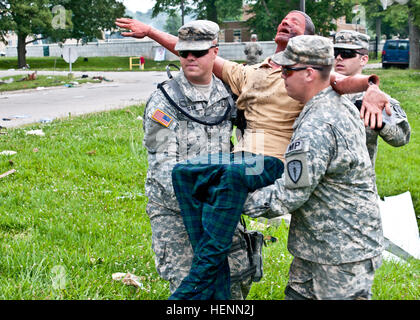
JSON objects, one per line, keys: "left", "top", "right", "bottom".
{"left": 222, "top": 58, "right": 303, "bottom": 161}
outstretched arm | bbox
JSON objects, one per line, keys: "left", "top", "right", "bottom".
{"left": 115, "top": 18, "right": 179, "bottom": 55}
{"left": 115, "top": 18, "right": 227, "bottom": 79}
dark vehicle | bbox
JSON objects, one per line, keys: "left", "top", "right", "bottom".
{"left": 382, "top": 39, "right": 409, "bottom": 69}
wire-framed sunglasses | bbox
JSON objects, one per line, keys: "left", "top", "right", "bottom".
{"left": 334, "top": 48, "right": 364, "bottom": 59}
{"left": 281, "top": 65, "right": 324, "bottom": 77}
{"left": 178, "top": 45, "right": 218, "bottom": 59}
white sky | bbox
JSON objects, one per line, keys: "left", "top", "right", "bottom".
{"left": 121, "top": 0, "right": 156, "bottom": 13}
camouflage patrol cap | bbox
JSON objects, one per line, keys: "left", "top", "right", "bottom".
{"left": 334, "top": 30, "right": 370, "bottom": 50}
{"left": 175, "top": 20, "right": 219, "bottom": 51}
{"left": 271, "top": 35, "right": 334, "bottom": 66}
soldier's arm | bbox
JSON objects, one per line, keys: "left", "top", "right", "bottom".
{"left": 115, "top": 17, "right": 227, "bottom": 80}
{"left": 243, "top": 121, "right": 334, "bottom": 218}
{"left": 330, "top": 72, "right": 391, "bottom": 129}
{"left": 378, "top": 98, "right": 411, "bottom": 147}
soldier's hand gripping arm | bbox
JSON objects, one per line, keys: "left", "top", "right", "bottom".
{"left": 330, "top": 72, "right": 392, "bottom": 129}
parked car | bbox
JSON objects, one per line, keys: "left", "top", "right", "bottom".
{"left": 0, "top": 51, "right": 5, "bottom": 56}
{"left": 382, "top": 39, "right": 409, "bottom": 69}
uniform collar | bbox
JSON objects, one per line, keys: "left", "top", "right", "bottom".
{"left": 293, "top": 86, "right": 335, "bottom": 130}
{"left": 176, "top": 70, "right": 230, "bottom": 104}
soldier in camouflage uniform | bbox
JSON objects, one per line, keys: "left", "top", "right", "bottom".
{"left": 244, "top": 34, "right": 263, "bottom": 65}
{"left": 334, "top": 30, "right": 410, "bottom": 169}
{"left": 143, "top": 20, "right": 253, "bottom": 299}
{"left": 243, "top": 35, "right": 384, "bottom": 300}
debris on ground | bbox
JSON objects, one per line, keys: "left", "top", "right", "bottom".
{"left": 0, "top": 150, "right": 17, "bottom": 156}
{"left": 92, "top": 76, "right": 113, "bottom": 82}
{"left": 0, "top": 169, "right": 16, "bottom": 179}
{"left": 17, "top": 71, "right": 37, "bottom": 82}
{"left": 112, "top": 272, "right": 145, "bottom": 289}
{"left": 26, "top": 129, "right": 45, "bottom": 136}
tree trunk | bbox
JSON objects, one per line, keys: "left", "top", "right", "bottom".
{"left": 17, "top": 33, "right": 28, "bottom": 69}
{"left": 375, "top": 18, "right": 381, "bottom": 60}
{"left": 206, "top": 0, "right": 218, "bottom": 23}
{"left": 408, "top": 17, "right": 420, "bottom": 69}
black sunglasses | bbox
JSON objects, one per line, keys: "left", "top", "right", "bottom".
{"left": 334, "top": 48, "right": 364, "bottom": 59}
{"left": 281, "top": 66, "right": 324, "bottom": 77}
{"left": 178, "top": 45, "right": 218, "bottom": 59}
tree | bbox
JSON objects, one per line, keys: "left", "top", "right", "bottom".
{"left": 152, "top": 0, "right": 243, "bottom": 24}
{"left": 0, "top": 0, "right": 125, "bottom": 68}
{"left": 164, "top": 13, "right": 182, "bottom": 35}
{"left": 359, "top": 0, "right": 420, "bottom": 69}
{"left": 245, "top": 0, "right": 355, "bottom": 40}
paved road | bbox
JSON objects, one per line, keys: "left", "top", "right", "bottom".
{"left": 0, "top": 70, "right": 172, "bottom": 128}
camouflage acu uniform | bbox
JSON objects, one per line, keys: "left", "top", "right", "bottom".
{"left": 244, "top": 41, "right": 263, "bottom": 65}
{"left": 346, "top": 92, "right": 411, "bottom": 169}
{"left": 144, "top": 66, "right": 252, "bottom": 297}
{"left": 334, "top": 30, "right": 411, "bottom": 170}
{"left": 244, "top": 36, "right": 384, "bottom": 300}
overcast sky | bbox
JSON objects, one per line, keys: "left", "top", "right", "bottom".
{"left": 121, "top": 0, "right": 156, "bottom": 13}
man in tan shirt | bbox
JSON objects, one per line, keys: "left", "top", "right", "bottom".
{"left": 116, "top": 11, "right": 390, "bottom": 161}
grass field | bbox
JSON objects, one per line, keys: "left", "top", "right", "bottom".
{"left": 0, "top": 69, "right": 418, "bottom": 300}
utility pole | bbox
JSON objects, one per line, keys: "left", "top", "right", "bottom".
{"left": 181, "top": 0, "right": 185, "bottom": 25}
{"left": 300, "top": 0, "right": 305, "bottom": 12}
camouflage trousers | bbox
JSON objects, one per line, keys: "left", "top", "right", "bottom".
{"left": 285, "top": 255, "right": 382, "bottom": 300}
{"left": 147, "top": 203, "right": 253, "bottom": 299}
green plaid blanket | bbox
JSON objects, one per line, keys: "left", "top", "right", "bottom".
{"left": 169, "top": 152, "right": 284, "bottom": 300}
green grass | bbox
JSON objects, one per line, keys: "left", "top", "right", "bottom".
{"left": 0, "top": 69, "right": 419, "bottom": 300}
{"left": 0, "top": 56, "right": 181, "bottom": 72}
{"left": 0, "top": 74, "right": 100, "bottom": 92}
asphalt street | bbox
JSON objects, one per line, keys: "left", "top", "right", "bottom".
{"left": 0, "top": 70, "right": 172, "bottom": 128}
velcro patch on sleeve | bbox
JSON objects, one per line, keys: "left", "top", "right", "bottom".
{"left": 152, "top": 109, "right": 173, "bottom": 127}
{"left": 285, "top": 139, "right": 311, "bottom": 189}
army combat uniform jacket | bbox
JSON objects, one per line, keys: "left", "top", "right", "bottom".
{"left": 346, "top": 92, "right": 411, "bottom": 169}
{"left": 143, "top": 71, "right": 252, "bottom": 297}
{"left": 144, "top": 71, "right": 232, "bottom": 216}
{"left": 244, "top": 86, "right": 384, "bottom": 265}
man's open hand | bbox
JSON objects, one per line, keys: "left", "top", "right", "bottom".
{"left": 361, "top": 84, "right": 392, "bottom": 129}
{"left": 115, "top": 18, "right": 151, "bottom": 39}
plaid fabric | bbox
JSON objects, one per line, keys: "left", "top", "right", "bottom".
{"left": 169, "top": 152, "right": 284, "bottom": 300}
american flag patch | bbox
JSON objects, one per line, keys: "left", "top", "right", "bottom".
{"left": 152, "top": 109, "right": 173, "bottom": 127}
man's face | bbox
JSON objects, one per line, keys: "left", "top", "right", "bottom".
{"left": 179, "top": 46, "right": 218, "bottom": 84}
{"left": 275, "top": 12, "right": 306, "bottom": 45}
{"left": 334, "top": 48, "right": 368, "bottom": 76}
{"left": 281, "top": 64, "right": 308, "bottom": 103}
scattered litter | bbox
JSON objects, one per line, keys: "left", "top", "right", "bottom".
{"left": 112, "top": 272, "right": 145, "bottom": 289}
{"left": 70, "top": 81, "right": 79, "bottom": 85}
{"left": 92, "top": 76, "right": 113, "bottom": 82}
{"left": 39, "top": 118, "right": 52, "bottom": 123}
{"left": 17, "top": 71, "right": 37, "bottom": 82}
{"left": 36, "top": 87, "right": 46, "bottom": 90}
{"left": 137, "top": 116, "right": 143, "bottom": 121}
{"left": 2, "top": 115, "right": 30, "bottom": 121}
{"left": 81, "top": 74, "right": 89, "bottom": 78}
{"left": 0, "top": 169, "right": 16, "bottom": 179}
{"left": 86, "top": 150, "right": 96, "bottom": 155}
{"left": 0, "top": 150, "right": 17, "bottom": 156}
{"left": 26, "top": 129, "right": 45, "bottom": 136}
{"left": 64, "top": 83, "right": 73, "bottom": 88}
{"left": 33, "top": 148, "right": 39, "bottom": 152}
{"left": 0, "top": 78, "right": 14, "bottom": 85}
{"left": 379, "top": 191, "right": 420, "bottom": 262}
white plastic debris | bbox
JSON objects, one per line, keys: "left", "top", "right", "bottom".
{"left": 379, "top": 191, "right": 420, "bottom": 262}
{"left": 26, "top": 129, "right": 45, "bottom": 136}
{"left": 0, "top": 150, "right": 17, "bottom": 155}
{"left": 112, "top": 272, "right": 145, "bottom": 289}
